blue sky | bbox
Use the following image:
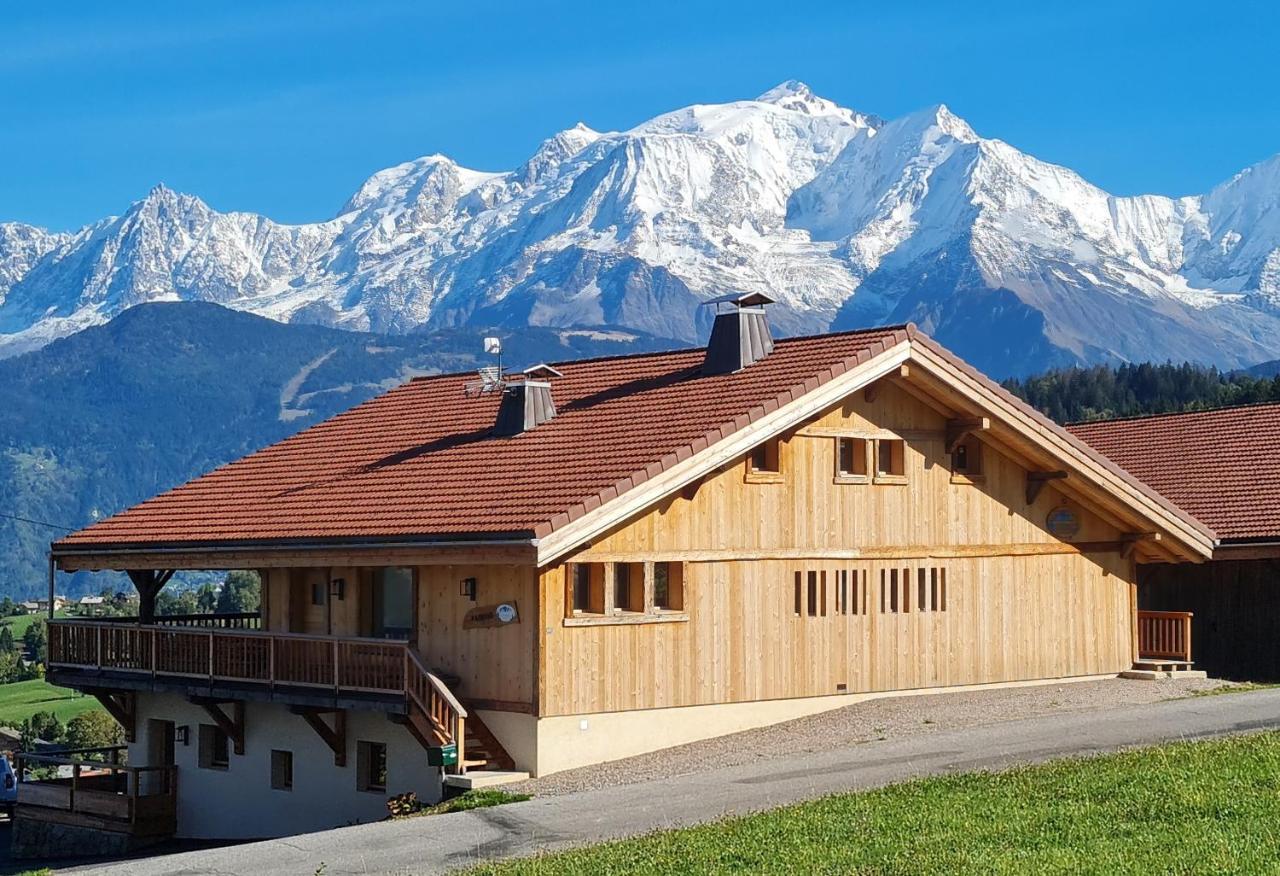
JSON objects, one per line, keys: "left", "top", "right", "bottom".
{"left": 4, "top": 1, "right": 1279, "bottom": 231}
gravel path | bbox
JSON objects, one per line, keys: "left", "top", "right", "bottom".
{"left": 507, "top": 676, "right": 1236, "bottom": 797}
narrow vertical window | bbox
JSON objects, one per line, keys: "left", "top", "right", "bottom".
{"left": 807, "top": 571, "right": 818, "bottom": 617}
{"left": 271, "top": 750, "right": 293, "bottom": 791}
{"left": 794, "top": 571, "right": 803, "bottom": 616}
{"left": 571, "top": 564, "right": 590, "bottom": 613}
{"left": 918, "top": 569, "right": 927, "bottom": 613}
{"left": 941, "top": 568, "right": 948, "bottom": 611}
{"left": 889, "top": 569, "right": 899, "bottom": 613}
{"left": 820, "top": 571, "right": 828, "bottom": 617}
{"left": 930, "top": 568, "right": 939, "bottom": 611}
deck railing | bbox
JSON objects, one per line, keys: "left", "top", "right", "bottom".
{"left": 15, "top": 745, "right": 177, "bottom": 836}
{"left": 46, "top": 619, "right": 469, "bottom": 770}
{"left": 84, "top": 612, "right": 262, "bottom": 629}
{"left": 1137, "top": 609, "right": 1193, "bottom": 663}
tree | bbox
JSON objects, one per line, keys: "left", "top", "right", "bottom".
{"left": 23, "top": 620, "right": 46, "bottom": 662}
{"left": 0, "top": 650, "right": 20, "bottom": 685}
{"left": 65, "top": 710, "right": 124, "bottom": 752}
{"left": 19, "top": 711, "right": 64, "bottom": 750}
{"left": 0, "top": 626, "right": 16, "bottom": 654}
{"left": 156, "top": 589, "right": 199, "bottom": 616}
{"left": 0, "top": 597, "right": 15, "bottom": 617}
{"left": 217, "top": 571, "right": 261, "bottom": 614}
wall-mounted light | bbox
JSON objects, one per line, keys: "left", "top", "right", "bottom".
{"left": 459, "top": 577, "right": 477, "bottom": 602}
{"left": 175, "top": 725, "right": 190, "bottom": 746}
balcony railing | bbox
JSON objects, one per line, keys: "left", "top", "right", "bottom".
{"left": 1137, "top": 609, "right": 1193, "bottom": 663}
{"left": 90, "top": 612, "right": 262, "bottom": 630}
{"left": 15, "top": 746, "right": 177, "bottom": 836}
{"left": 46, "top": 619, "right": 469, "bottom": 770}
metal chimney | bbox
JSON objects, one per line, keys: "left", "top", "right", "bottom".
{"left": 493, "top": 364, "right": 563, "bottom": 437}
{"left": 701, "top": 292, "right": 777, "bottom": 375}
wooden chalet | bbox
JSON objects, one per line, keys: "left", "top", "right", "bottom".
{"left": 30, "top": 297, "right": 1214, "bottom": 842}
{"left": 1071, "top": 403, "right": 1280, "bottom": 680}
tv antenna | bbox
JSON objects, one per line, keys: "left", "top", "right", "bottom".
{"left": 465, "top": 336, "right": 508, "bottom": 396}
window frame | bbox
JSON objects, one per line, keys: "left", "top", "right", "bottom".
{"left": 950, "top": 435, "right": 985, "bottom": 483}
{"left": 834, "top": 436, "right": 871, "bottom": 483}
{"left": 356, "top": 740, "right": 388, "bottom": 794}
{"left": 198, "top": 724, "right": 230, "bottom": 771}
{"left": 564, "top": 560, "right": 688, "bottom": 626}
{"left": 745, "top": 438, "right": 784, "bottom": 483}
{"left": 270, "top": 749, "right": 293, "bottom": 791}
{"left": 873, "top": 437, "right": 908, "bottom": 484}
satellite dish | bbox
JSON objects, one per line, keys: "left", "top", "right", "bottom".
{"left": 484, "top": 337, "right": 502, "bottom": 355}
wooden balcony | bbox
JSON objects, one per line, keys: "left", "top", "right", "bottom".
{"left": 15, "top": 746, "right": 176, "bottom": 837}
{"left": 46, "top": 618, "right": 469, "bottom": 769}
{"left": 1137, "top": 609, "right": 1193, "bottom": 664}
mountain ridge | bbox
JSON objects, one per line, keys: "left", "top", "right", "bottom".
{"left": 3, "top": 83, "right": 1280, "bottom": 376}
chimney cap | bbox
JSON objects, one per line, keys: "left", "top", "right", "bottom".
{"left": 522, "top": 363, "right": 565, "bottom": 380}
{"left": 701, "top": 291, "right": 776, "bottom": 310}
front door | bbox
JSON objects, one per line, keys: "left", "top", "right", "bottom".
{"left": 371, "top": 567, "right": 416, "bottom": 644}
{"left": 144, "top": 719, "right": 175, "bottom": 795}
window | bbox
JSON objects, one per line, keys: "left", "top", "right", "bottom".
{"left": 746, "top": 438, "right": 782, "bottom": 481}
{"left": 653, "top": 562, "right": 684, "bottom": 611}
{"left": 198, "top": 724, "right": 229, "bottom": 770}
{"left": 880, "top": 566, "right": 948, "bottom": 613}
{"left": 875, "top": 438, "right": 906, "bottom": 482}
{"left": 357, "top": 741, "right": 387, "bottom": 793}
{"left": 835, "top": 437, "right": 869, "bottom": 481}
{"left": 836, "top": 569, "right": 867, "bottom": 615}
{"left": 566, "top": 563, "right": 605, "bottom": 616}
{"left": 613, "top": 562, "right": 643, "bottom": 613}
{"left": 372, "top": 567, "right": 414, "bottom": 639}
{"left": 794, "top": 571, "right": 827, "bottom": 618}
{"left": 951, "top": 436, "right": 984, "bottom": 479}
{"left": 271, "top": 749, "right": 293, "bottom": 790}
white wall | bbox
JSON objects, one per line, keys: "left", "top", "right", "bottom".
{"left": 128, "top": 694, "right": 443, "bottom": 840}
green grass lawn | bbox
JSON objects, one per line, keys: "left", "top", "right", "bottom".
{"left": 0, "top": 610, "right": 66, "bottom": 641}
{"left": 473, "top": 732, "right": 1280, "bottom": 875}
{"left": 0, "top": 678, "right": 97, "bottom": 726}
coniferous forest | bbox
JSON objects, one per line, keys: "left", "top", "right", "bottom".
{"left": 1003, "top": 361, "right": 1280, "bottom": 424}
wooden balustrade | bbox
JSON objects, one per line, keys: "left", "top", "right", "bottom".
{"left": 1137, "top": 609, "right": 1193, "bottom": 662}
{"left": 46, "top": 620, "right": 466, "bottom": 768}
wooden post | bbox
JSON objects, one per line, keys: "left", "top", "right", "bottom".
{"left": 268, "top": 636, "right": 276, "bottom": 690}
{"left": 333, "top": 639, "right": 340, "bottom": 693}
{"left": 71, "top": 762, "right": 80, "bottom": 814}
{"left": 1183, "top": 612, "right": 1193, "bottom": 664}
{"left": 208, "top": 631, "right": 215, "bottom": 680}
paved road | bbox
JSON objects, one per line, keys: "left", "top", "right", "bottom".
{"left": 70, "top": 688, "right": 1280, "bottom": 876}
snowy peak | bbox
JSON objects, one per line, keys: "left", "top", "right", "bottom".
{"left": 2, "top": 85, "right": 1280, "bottom": 376}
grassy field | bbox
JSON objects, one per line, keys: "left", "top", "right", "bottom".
{"left": 0, "top": 678, "right": 97, "bottom": 726}
{"left": 0, "top": 610, "right": 66, "bottom": 641}
{"left": 474, "top": 732, "right": 1280, "bottom": 875}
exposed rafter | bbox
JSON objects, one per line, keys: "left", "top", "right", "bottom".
{"left": 87, "top": 689, "right": 136, "bottom": 742}
{"left": 1026, "top": 470, "right": 1069, "bottom": 505}
{"left": 293, "top": 707, "right": 346, "bottom": 766}
{"left": 192, "top": 697, "right": 245, "bottom": 755}
{"left": 1121, "top": 531, "right": 1162, "bottom": 559}
{"left": 126, "top": 569, "right": 175, "bottom": 625}
{"left": 945, "top": 417, "right": 990, "bottom": 453}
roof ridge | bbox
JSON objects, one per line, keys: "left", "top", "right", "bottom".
{"left": 407, "top": 323, "right": 914, "bottom": 385}
{"left": 1066, "top": 399, "right": 1280, "bottom": 429}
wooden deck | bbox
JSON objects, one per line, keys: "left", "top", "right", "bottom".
{"left": 46, "top": 618, "right": 470, "bottom": 771}
{"left": 16, "top": 747, "right": 176, "bottom": 837}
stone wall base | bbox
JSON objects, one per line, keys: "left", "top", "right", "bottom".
{"left": 11, "top": 815, "right": 165, "bottom": 860}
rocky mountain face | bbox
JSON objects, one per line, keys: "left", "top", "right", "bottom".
{"left": 3, "top": 82, "right": 1280, "bottom": 376}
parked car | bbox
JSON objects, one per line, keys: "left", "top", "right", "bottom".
{"left": 0, "top": 756, "right": 16, "bottom": 817}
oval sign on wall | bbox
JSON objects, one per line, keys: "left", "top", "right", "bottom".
{"left": 495, "top": 603, "right": 518, "bottom": 624}
{"left": 1046, "top": 506, "right": 1081, "bottom": 540}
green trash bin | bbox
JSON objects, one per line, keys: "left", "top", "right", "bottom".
{"left": 428, "top": 743, "right": 458, "bottom": 767}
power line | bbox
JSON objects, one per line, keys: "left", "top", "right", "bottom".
{"left": 0, "top": 511, "right": 76, "bottom": 533}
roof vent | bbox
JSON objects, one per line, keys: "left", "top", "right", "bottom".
{"left": 701, "top": 292, "right": 776, "bottom": 376}
{"left": 494, "top": 367, "right": 560, "bottom": 437}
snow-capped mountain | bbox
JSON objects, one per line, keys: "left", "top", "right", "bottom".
{"left": 3, "top": 80, "right": 1280, "bottom": 375}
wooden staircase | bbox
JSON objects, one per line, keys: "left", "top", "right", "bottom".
{"left": 460, "top": 709, "right": 515, "bottom": 771}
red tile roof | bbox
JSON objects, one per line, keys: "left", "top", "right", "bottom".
{"left": 56, "top": 326, "right": 911, "bottom": 550}
{"left": 1068, "top": 403, "right": 1280, "bottom": 542}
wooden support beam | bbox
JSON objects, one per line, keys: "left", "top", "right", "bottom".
{"left": 1026, "top": 470, "right": 1069, "bottom": 505}
{"left": 87, "top": 689, "right": 136, "bottom": 743}
{"left": 126, "top": 569, "right": 175, "bottom": 625}
{"left": 945, "top": 417, "right": 990, "bottom": 453}
{"left": 1121, "top": 531, "right": 1162, "bottom": 559}
{"left": 293, "top": 707, "right": 346, "bottom": 767}
{"left": 192, "top": 698, "right": 245, "bottom": 755}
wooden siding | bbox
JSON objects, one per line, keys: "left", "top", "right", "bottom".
{"left": 539, "top": 381, "right": 1135, "bottom": 717}
{"left": 1140, "top": 558, "right": 1280, "bottom": 681}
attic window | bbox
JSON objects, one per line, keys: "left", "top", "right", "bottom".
{"left": 874, "top": 438, "right": 906, "bottom": 483}
{"left": 835, "top": 437, "right": 869, "bottom": 482}
{"left": 746, "top": 438, "right": 782, "bottom": 482}
{"left": 951, "top": 436, "right": 984, "bottom": 481}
